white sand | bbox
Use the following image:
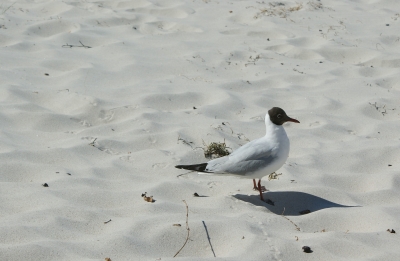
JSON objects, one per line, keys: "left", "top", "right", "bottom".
{"left": 1, "top": 0, "right": 400, "bottom": 260}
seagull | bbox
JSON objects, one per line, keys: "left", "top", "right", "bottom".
{"left": 175, "top": 107, "right": 299, "bottom": 203}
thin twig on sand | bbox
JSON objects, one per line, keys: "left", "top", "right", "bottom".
{"left": 62, "top": 41, "right": 92, "bottom": 48}
{"left": 174, "top": 200, "right": 190, "bottom": 257}
{"left": 281, "top": 207, "right": 300, "bottom": 231}
{"left": 202, "top": 221, "right": 216, "bottom": 257}
{"left": 177, "top": 135, "right": 194, "bottom": 148}
{"left": 1, "top": 2, "right": 16, "bottom": 14}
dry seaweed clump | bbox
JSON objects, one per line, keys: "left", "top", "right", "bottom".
{"left": 141, "top": 192, "right": 154, "bottom": 203}
{"left": 202, "top": 140, "right": 231, "bottom": 159}
{"left": 268, "top": 172, "right": 282, "bottom": 181}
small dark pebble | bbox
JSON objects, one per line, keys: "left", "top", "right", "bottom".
{"left": 44, "top": 73, "right": 49, "bottom": 76}
{"left": 267, "top": 38, "right": 270, "bottom": 41}
{"left": 386, "top": 24, "right": 389, "bottom": 26}
{"left": 42, "top": 183, "right": 49, "bottom": 187}
{"left": 265, "top": 199, "right": 275, "bottom": 206}
{"left": 388, "top": 164, "right": 392, "bottom": 167}
{"left": 193, "top": 192, "right": 200, "bottom": 197}
{"left": 67, "top": 173, "right": 71, "bottom": 175}
{"left": 193, "top": 106, "right": 197, "bottom": 109}
{"left": 300, "top": 209, "right": 311, "bottom": 215}
{"left": 281, "top": 63, "right": 284, "bottom": 65}
{"left": 302, "top": 246, "right": 313, "bottom": 253}
{"left": 387, "top": 229, "right": 396, "bottom": 233}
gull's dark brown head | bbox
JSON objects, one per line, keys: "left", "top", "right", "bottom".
{"left": 268, "top": 107, "right": 300, "bottom": 125}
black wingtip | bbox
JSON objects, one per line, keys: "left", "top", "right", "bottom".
{"left": 175, "top": 163, "right": 208, "bottom": 172}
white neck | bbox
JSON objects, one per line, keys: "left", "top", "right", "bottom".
{"left": 265, "top": 114, "right": 285, "bottom": 137}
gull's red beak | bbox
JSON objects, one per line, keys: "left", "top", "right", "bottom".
{"left": 287, "top": 117, "right": 300, "bottom": 123}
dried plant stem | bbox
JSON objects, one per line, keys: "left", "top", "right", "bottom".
{"left": 281, "top": 207, "right": 300, "bottom": 231}
{"left": 2, "top": 2, "right": 16, "bottom": 14}
{"left": 202, "top": 221, "right": 216, "bottom": 257}
{"left": 173, "top": 200, "right": 190, "bottom": 257}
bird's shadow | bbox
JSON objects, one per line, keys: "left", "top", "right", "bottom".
{"left": 233, "top": 191, "right": 359, "bottom": 216}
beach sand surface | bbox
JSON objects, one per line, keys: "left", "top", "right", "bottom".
{"left": 1, "top": 0, "right": 400, "bottom": 260}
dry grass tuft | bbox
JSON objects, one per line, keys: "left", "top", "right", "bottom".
{"left": 202, "top": 140, "right": 231, "bottom": 159}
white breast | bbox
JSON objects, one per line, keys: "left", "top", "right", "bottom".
{"left": 248, "top": 123, "right": 290, "bottom": 179}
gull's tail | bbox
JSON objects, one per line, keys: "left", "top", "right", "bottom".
{"left": 175, "top": 163, "right": 209, "bottom": 172}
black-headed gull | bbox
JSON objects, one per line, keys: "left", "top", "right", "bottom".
{"left": 176, "top": 107, "right": 299, "bottom": 202}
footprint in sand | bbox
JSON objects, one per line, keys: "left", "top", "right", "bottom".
{"left": 99, "top": 110, "right": 115, "bottom": 122}
{"left": 119, "top": 155, "right": 134, "bottom": 162}
{"left": 97, "top": 147, "right": 120, "bottom": 155}
{"left": 71, "top": 118, "right": 92, "bottom": 127}
{"left": 141, "top": 92, "right": 205, "bottom": 111}
{"left": 130, "top": 3, "right": 200, "bottom": 34}
{"left": 26, "top": 20, "right": 78, "bottom": 37}
{"left": 137, "top": 20, "right": 202, "bottom": 35}
{"left": 152, "top": 162, "right": 169, "bottom": 169}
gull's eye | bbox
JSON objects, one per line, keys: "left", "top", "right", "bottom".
{"left": 277, "top": 114, "right": 282, "bottom": 119}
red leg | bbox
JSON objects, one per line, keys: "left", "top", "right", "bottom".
{"left": 257, "top": 179, "right": 267, "bottom": 192}
{"left": 253, "top": 179, "right": 258, "bottom": 190}
{"left": 258, "top": 179, "right": 264, "bottom": 201}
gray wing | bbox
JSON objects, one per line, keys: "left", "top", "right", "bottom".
{"left": 205, "top": 137, "right": 277, "bottom": 175}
